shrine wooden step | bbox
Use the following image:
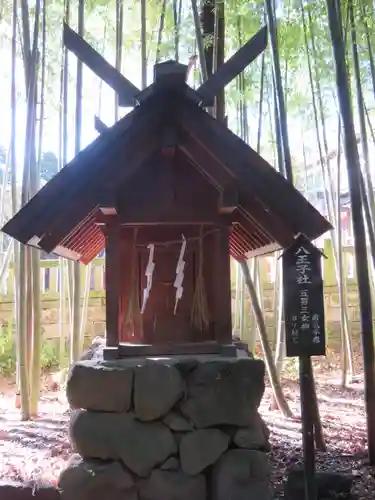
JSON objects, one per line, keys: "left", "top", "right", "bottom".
{"left": 103, "top": 341, "right": 237, "bottom": 359}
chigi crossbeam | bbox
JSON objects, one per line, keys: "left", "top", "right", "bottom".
{"left": 63, "top": 21, "right": 267, "bottom": 113}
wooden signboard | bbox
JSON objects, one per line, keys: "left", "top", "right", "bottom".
{"left": 282, "top": 234, "right": 326, "bottom": 358}
{"left": 282, "top": 233, "right": 327, "bottom": 500}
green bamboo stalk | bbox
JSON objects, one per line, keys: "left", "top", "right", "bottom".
{"left": 246, "top": 258, "right": 256, "bottom": 352}
{"left": 191, "top": 0, "right": 208, "bottom": 82}
{"left": 335, "top": 118, "right": 349, "bottom": 386}
{"left": 18, "top": 0, "right": 41, "bottom": 420}
{"left": 57, "top": 2, "right": 67, "bottom": 369}
{"left": 29, "top": 247, "right": 41, "bottom": 416}
{"left": 141, "top": 0, "right": 147, "bottom": 89}
{"left": 239, "top": 269, "right": 245, "bottom": 340}
{"left": 17, "top": 246, "right": 29, "bottom": 419}
{"left": 0, "top": 151, "right": 11, "bottom": 256}
{"left": 67, "top": 259, "right": 73, "bottom": 333}
{"left": 359, "top": 1, "right": 375, "bottom": 100}
{"left": 233, "top": 261, "right": 241, "bottom": 334}
{"left": 70, "top": 0, "right": 84, "bottom": 364}
{"left": 0, "top": 243, "right": 13, "bottom": 286}
{"left": 240, "top": 259, "right": 293, "bottom": 418}
{"left": 155, "top": 0, "right": 166, "bottom": 65}
{"left": 25, "top": 247, "right": 32, "bottom": 389}
{"left": 326, "top": 0, "right": 375, "bottom": 464}
{"left": 29, "top": 0, "right": 46, "bottom": 416}
{"left": 303, "top": 1, "right": 354, "bottom": 378}
{"left": 114, "top": 0, "right": 123, "bottom": 122}
{"left": 274, "top": 257, "right": 284, "bottom": 377}
{"left": 10, "top": 0, "right": 20, "bottom": 395}
{"left": 59, "top": 259, "right": 67, "bottom": 367}
{"left": 79, "top": 262, "right": 92, "bottom": 352}
{"left": 349, "top": 0, "right": 375, "bottom": 230}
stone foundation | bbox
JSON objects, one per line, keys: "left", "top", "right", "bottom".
{"left": 58, "top": 355, "right": 272, "bottom": 500}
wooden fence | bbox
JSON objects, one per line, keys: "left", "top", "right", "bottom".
{"left": 0, "top": 240, "right": 357, "bottom": 301}
{"left": 0, "top": 240, "right": 361, "bottom": 346}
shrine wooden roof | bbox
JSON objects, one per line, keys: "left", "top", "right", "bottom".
{"left": 2, "top": 82, "right": 331, "bottom": 264}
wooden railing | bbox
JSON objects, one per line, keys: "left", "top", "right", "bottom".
{"left": 0, "top": 258, "right": 106, "bottom": 300}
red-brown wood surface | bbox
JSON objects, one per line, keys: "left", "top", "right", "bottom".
{"left": 102, "top": 223, "right": 121, "bottom": 347}
{"left": 115, "top": 230, "right": 233, "bottom": 345}
{"left": 140, "top": 244, "right": 195, "bottom": 343}
{"left": 118, "top": 229, "right": 144, "bottom": 343}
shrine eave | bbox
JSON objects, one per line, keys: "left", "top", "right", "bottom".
{"left": 1, "top": 84, "right": 332, "bottom": 264}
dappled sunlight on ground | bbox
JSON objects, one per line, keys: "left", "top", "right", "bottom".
{"left": 0, "top": 370, "right": 373, "bottom": 498}
{"left": 0, "top": 381, "right": 70, "bottom": 485}
{"left": 261, "top": 373, "right": 372, "bottom": 498}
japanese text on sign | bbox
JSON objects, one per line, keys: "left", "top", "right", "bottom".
{"left": 295, "top": 247, "right": 312, "bottom": 285}
{"left": 300, "top": 289, "right": 309, "bottom": 331}
{"left": 283, "top": 234, "right": 326, "bottom": 357}
{"left": 296, "top": 246, "right": 312, "bottom": 334}
{"left": 291, "top": 315, "right": 298, "bottom": 344}
{"left": 294, "top": 246, "right": 322, "bottom": 345}
{"left": 311, "top": 313, "right": 321, "bottom": 344}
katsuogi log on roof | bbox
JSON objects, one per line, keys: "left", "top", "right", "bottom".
{"left": 2, "top": 64, "right": 331, "bottom": 264}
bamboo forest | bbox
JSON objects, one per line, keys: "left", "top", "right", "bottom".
{"left": 0, "top": 0, "right": 374, "bottom": 498}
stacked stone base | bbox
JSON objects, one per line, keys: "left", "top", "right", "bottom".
{"left": 58, "top": 355, "right": 273, "bottom": 500}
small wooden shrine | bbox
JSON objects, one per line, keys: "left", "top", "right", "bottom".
{"left": 2, "top": 59, "right": 331, "bottom": 359}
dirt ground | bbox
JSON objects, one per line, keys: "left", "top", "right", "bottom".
{"left": 0, "top": 369, "right": 373, "bottom": 499}
{"left": 262, "top": 375, "right": 373, "bottom": 498}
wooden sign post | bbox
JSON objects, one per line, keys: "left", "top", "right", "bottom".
{"left": 282, "top": 234, "right": 326, "bottom": 500}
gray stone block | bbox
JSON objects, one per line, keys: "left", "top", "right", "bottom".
{"left": 211, "top": 450, "right": 272, "bottom": 500}
{"left": 179, "top": 429, "right": 230, "bottom": 475}
{"left": 233, "top": 412, "right": 271, "bottom": 451}
{"left": 69, "top": 411, "right": 177, "bottom": 477}
{"left": 62, "top": 356, "right": 270, "bottom": 499}
{"left": 180, "top": 358, "right": 265, "bottom": 427}
{"left": 58, "top": 454, "right": 134, "bottom": 500}
{"left": 138, "top": 470, "right": 206, "bottom": 500}
{"left": 162, "top": 412, "right": 194, "bottom": 432}
{"left": 159, "top": 457, "right": 180, "bottom": 471}
{"left": 134, "top": 362, "right": 185, "bottom": 421}
{"left": 0, "top": 482, "right": 59, "bottom": 500}
{"left": 66, "top": 361, "right": 133, "bottom": 412}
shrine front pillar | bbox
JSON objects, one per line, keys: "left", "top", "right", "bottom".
{"left": 103, "top": 223, "right": 121, "bottom": 348}
{"left": 213, "top": 226, "right": 232, "bottom": 343}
